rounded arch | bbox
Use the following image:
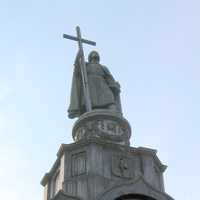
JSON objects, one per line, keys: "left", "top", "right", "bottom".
{"left": 115, "top": 193, "right": 157, "bottom": 200}
{"left": 97, "top": 177, "right": 173, "bottom": 200}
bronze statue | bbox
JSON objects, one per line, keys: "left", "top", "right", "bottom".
{"left": 63, "top": 26, "right": 122, "bottom": 119}
{"left": 68, "top": 50, "right": 121, "bottom": 118}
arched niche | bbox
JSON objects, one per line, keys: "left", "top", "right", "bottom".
{"left": 97, "top": 177, "right": 173, "bottom": 200}
{"left": 115, "top": 193, "right": 156, "bottom": 200}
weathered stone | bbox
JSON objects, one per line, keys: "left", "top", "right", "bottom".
{"left": 41, "top": 139, "right": 173, "bottom": 200}
{"left": 72, "top": 110, "right": 131, "bottom": 146}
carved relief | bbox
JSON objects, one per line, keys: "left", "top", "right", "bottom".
{"left": 112, "top": 155, "right": 132, "bottom": 178}
{"left": 71, "top": 152, "right": 86, "bottom": 176}
{"left": 74, "top": 119, "right": 130, "bottom": 143}
{"left": 99, "top": 120, "right": 125, "bottom": 136}
{"left": 75, "top": 127, "right": 86, "bottom": 141}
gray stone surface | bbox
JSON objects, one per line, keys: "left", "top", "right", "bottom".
{"left": 72, "top": 110, "right": 131, "bottom": 146}
{"left": 41, "top": 139, "right": 173, "bottom": 200}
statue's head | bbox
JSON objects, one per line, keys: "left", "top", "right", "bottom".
{"left": 88, "top": 51, "right": 100, "bottom": 63}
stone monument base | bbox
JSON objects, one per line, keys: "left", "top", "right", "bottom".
{"left": 41, "top": 138, "right": 174, "bottom": 200}
{"left": 72, "top": 110, "right": 131, "bottom": 146}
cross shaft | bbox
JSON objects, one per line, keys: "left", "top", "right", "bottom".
{"left": 63, "top": 26, "right": 96, "bottom": 112}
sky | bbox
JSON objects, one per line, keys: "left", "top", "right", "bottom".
{"left": 0, "top": 0, "right": 200, "bottom": 200}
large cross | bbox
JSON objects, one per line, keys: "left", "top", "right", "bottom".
{"left": 63, "top": 26, "right": 96, "bottom": 112}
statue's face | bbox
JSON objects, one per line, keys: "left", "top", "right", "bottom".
{"left": 88, "top": 51, "right": 100, "bottom": 63}
{"left": 90, "top": 56, "right": 99, "bottom": 63}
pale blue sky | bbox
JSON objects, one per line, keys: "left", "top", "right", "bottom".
{"left": 0, "top": 1, "right": 200, "bottom": 200}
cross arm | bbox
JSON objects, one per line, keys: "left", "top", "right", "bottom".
{"left": 63, "top": 34, "right": 96, "bottom": 46}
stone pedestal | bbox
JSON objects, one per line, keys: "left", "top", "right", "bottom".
{"left": 41, "top": 111, "right": 174, "bottom": 200}
{"left": 72, "top": 110, "right": 131, "bottom": 146}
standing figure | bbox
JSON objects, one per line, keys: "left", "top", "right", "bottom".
{"left": 68, "top": 51, "right": 121, "bottom": 119}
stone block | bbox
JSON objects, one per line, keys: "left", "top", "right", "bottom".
{"left": 41, "top": 139, "right": 173, "bottom": 200}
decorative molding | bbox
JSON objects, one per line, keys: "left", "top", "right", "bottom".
{"left": 71, "top": 152, "right": 87, "bottom": 176}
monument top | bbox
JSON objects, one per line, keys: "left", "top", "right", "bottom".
{"left": 64, "top": 26, "right": 122, "bottom": 119}
{"left": 63, "top": 26, "right": 126, "bottom": 145}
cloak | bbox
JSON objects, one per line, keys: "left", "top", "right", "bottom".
{"left": 68, "top": 62, "right": 121, "bottom": 119}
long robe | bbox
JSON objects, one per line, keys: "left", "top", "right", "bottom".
{"left": 68, "top": 62, "right": 121, "bottom": 119}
